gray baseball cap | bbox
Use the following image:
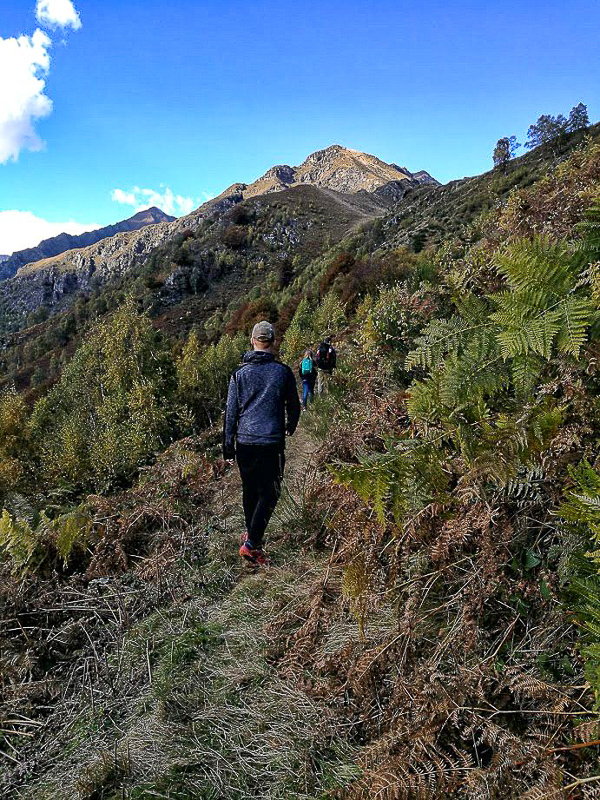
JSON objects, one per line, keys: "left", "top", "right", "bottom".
{"left": 251, "top": 320, "right": 275, "bottom": 342}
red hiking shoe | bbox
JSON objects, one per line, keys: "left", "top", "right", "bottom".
{"left": 238, "top": 541, "right": 270, "bottom": 567}
{"left": 239, "top": 541, "right": 256, "bottom": 563}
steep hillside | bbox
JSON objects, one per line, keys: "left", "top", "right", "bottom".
{"left": 0, "top": 207, "right": 175, "bottom": 282}
{"left": 0, "top": 183, "right": 389, "bottom": 394}
{"left": 0, "top": 184, "right": 380, "bottom": 331}
{"left": 0, "top": 128, "right": 598, "bottom": 400}
{"left": 2, "top": 129, "right": 600, "bottom": 798}
{"left": 378, "top": 120, "right": 600, "bottom": 251}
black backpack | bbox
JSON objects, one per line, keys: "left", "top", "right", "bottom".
{"left": 317, "top": 343, "right": 334, "bottom": 369}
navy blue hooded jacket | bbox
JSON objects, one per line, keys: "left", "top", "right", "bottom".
{"left": 222, "top": 350, "right": 301, "bottom": 459}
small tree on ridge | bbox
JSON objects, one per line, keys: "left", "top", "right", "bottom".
{"left": 493, "top": 135, "right": 521, "bottom": 171}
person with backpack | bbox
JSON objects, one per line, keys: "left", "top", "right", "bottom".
{"left": 298, "top": 349, "right": 317, "bottom": 411}
{"left": 315, "top": 336, "right": 337, "bottom": 394}
{"left": 223, "top": 320, "right": 301, "bottom": 567}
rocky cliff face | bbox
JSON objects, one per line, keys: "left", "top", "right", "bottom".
{"left": 0, "top": 207, "right": 175, "bottom": 282}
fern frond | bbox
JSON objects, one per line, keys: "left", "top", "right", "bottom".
{"left": 574, "top": 200, "right": 600, "bottom": 262}
{"left": 496, "top": 236, "right": 574, "bottom": 295}
{"left": 557, "top": 296, "right": 595, "bottom": 356}
{"left": 405, "top": 316, "right": 472, "bottom": 371}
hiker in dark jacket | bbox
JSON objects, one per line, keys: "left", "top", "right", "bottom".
{"left": 315, "top": 336, "right": 337, "bottom": 395}
{"left": 298, "top": 349, "right": 317, "bottom": 411}
{"left": 223, "top": 320, "right": 301, "bottom": 566}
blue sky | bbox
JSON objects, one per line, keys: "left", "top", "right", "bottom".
{"left": 0, "top": 0, "right": 598, "bottom": 253}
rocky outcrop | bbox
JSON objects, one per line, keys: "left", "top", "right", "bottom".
{"left": 412, "top": 170, "right": 439, "bottom": 185}
{"left": 0, "top": 207, "right": 175, "bottom": 282}
{"left": 370, "top": 179, "right": 419, "bottom": 205}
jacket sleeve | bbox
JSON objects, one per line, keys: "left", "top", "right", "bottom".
{"left": 285, "top": 367, "right": 301, "bottom": 435}
{"left": 222, "top": 374, "right": 239, "bottom": 459}
{"left": 330, "top": 347, "right": 337, "bottom": 369}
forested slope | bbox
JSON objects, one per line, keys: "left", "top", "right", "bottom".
{"left": 2, "top": 131, "right": 600, "bottom": 798}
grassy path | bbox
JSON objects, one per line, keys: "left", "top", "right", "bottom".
{"left": 16, "top": 421, "right": 358, "bottom": 799}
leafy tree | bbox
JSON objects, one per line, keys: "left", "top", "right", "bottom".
{"left": 176, "top": 331, "right": 246, "bottom": 429}
{"left": 279, "top": 298, "right": 315, "bottom": 364}
{"left": 30, "top": 299, "right": 174, "bottom": 492}
{"left": 525, "top": 113, "right": 568, "bottom": 152}
{"left": 567, "top": 102, "right": 589, "bottom": 132}
{"left": 493, "top": 135, "right": 520, "bottom": 170}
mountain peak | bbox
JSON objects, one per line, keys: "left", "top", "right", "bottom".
{"left": 129, "top": 207, "right": 175, "bottom": 223}
{"left": 237, "top": 144, "right": 438, "bottom": 198}
{"left": 305, "top": 143, "right": 348, "bottom": 159}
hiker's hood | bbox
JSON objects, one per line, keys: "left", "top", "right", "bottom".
{"left": 242, "top": 350, "right": 275, "bottom": 364}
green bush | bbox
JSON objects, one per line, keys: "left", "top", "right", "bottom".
{"left": 279, "top": 291, "right": 346, "bottom": 365}
{"left": 0, "top": 388, "right": 32, "bottom": 502}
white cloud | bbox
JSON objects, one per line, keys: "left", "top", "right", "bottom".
{"left": 0, "top": 1, "right": 81, "bottom": 164}
{"left": 0, "top": 29, "right": 53, "bottom": 164}
{"left": 36, "top": 0, "right": 82, "bottom": 30}
{"left": 111, "top": 188, "right": 137, "bottom": 206}
{"left": 111, "top": 186, "right": 199, "bottom": 217}
{"left": 0, "top": 211, "right": 99, "bottom": 256}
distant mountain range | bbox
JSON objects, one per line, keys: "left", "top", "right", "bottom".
{"left": 0, "top": 207, "right": 175, "bottom": 282}
{"left": 0, "top": 145, "right": 439, "bottom": 322}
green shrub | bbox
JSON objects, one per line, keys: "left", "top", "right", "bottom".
{"left": 0, "top": 388, "right": 32, "bottom": 502}
{"left": 279, "top": 297, "right": 315, "bottom": 364}
{"left": 279, "top": 292, "right": 347, "bottom": 365}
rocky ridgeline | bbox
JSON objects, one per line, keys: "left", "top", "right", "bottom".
{"left": 0, "top": 207, "right": 176, "bottom": 283}
{"left": 228, "top": 144, "right": 438, "bottom": 198}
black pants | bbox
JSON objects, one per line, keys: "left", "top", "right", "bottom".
{"left": 236, "top": 442, "right": 285, "bottom": 549}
